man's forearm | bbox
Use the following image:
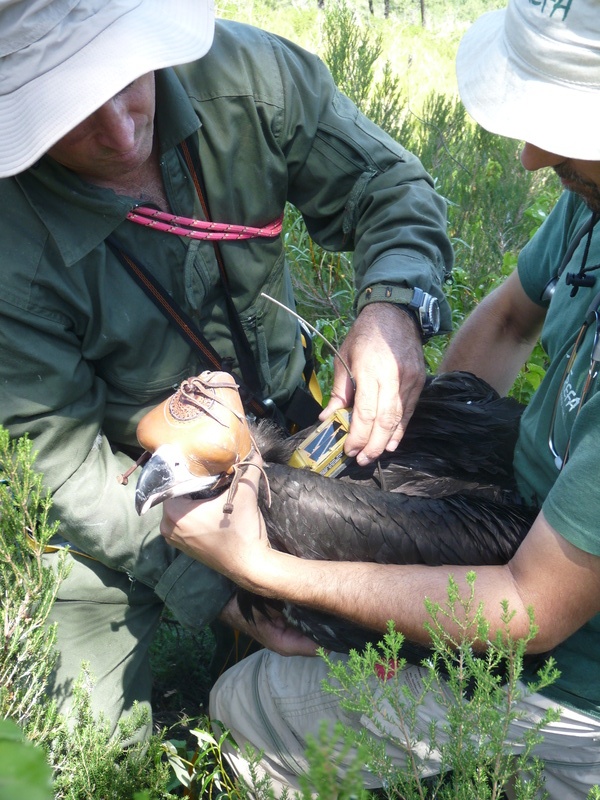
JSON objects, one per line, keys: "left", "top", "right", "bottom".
{"left": 245, "top": 548, "right": 530, "bottom": 650}
{"left": 441, "top": 302, "right": 536, "bottom": 395}
{"left": 441, "top": 271, "right": 545, "bottom": 395}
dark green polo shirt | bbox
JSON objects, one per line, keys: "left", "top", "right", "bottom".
{"left": 516, "top": 191, "right": 600, "bottom": 720}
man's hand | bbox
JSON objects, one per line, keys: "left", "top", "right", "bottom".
{"left": 160, "top": 458, "right": 319, "bottom": 657}
{"left": 159, "top": 456, "right": 269, "bottom": 577}
{"left": 219, "top": 595, "right": 319, "bottom": 657}
{"left": 320, "top": 302, "right": 425, "bottom": 464}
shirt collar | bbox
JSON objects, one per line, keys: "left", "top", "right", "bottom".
{"left": 14, "top": 68, "right": 201, "bottom": 267}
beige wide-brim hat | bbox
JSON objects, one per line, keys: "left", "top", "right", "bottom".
{"left": 456, "top": 0, "right": 600, "bottom": 161}
{"left": 0, "top": 0, "right": 215, "bottom": 177}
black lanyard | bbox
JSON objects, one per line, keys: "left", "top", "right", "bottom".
{"left": 105, "top": 236, "right": 272, "bottom": 421}
{"left": 107, "top": 134, "right": 322, "bottom": 429}
{"left": 541, "top": 211, "right": 600, "bottom": 302}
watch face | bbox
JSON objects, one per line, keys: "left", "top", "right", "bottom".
{"left": 427, "top": 297, "right": 441, "bottom": 334}
{"left": 416, "top": 292, "right": 440, "bottom": 336}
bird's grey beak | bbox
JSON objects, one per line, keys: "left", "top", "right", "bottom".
{"left": 134, "top": 443, "right": 223, "bottom": 515}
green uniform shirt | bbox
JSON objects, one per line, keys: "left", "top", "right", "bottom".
{"left": 516, "top": 191, "right": 600, "bottom": 719}
{"left": 0, "top": 20, "right": 452, "bottom": 630}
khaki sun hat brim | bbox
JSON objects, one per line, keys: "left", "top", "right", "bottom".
{"left": 0, "top": 0, "right": 215, "bottom": 177}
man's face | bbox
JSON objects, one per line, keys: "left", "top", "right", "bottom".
{"left": 521, "top": 144, "right": 600, "bottom": 213}
{"left": 46, "top": 73, "right": 156, "bottom": 184}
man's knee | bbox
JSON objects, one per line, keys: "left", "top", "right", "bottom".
{"left": 46, "top": 552, "right": 163, "bottom": 737}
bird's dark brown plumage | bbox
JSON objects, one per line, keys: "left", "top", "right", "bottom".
{"left": 235, "top": 371, "right": 537, "bottom": 655}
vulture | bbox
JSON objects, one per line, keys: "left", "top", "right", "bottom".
{"left": 132, "top": 370, "right": 537, "bottom": 659}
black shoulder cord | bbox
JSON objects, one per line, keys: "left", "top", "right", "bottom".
{"left": 105, "top": 236, "right": 273, "bottom": 422}
{"left": 177, "top": 135, "right": 267, "bottom": 401}
{"left": 564, "top": 211, "right": 600, "bottom": 296}
{"left": 107, "top": 134, "right": 322, "bottom": 429}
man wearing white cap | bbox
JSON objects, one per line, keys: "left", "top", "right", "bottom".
{"left": 0, "top": 2, "right": 454, "bottom": 735}
{"left": 160, "top": 1, "right": 600, "bottom": 796}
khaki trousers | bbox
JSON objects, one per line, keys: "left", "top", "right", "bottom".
{"left": 210, "top": 649, "right": 600, "bottom": 799}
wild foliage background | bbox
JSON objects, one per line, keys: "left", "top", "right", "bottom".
{"left": 219, "top": 0, "right": 559, "bottom": 402}
{"left": 2, "top": 1, "right": 569, "bottom": 798}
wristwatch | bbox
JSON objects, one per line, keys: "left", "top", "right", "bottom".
{"left": 357, "top": 285, "right": 441, "bottom": 340}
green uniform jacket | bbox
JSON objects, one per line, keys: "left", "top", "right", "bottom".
{"left": 516, "top": 191, "right": 600, "bottom": 720}
{"left": 0, "top": 20, "right": 453, "bottom": 629}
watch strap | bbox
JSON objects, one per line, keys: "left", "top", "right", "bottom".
{"left": 356, "top": 284, "right": 415, "bottom": 315}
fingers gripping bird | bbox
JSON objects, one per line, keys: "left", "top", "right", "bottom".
{"left": 132, "top": 371, "right": 536, "bottom": 655}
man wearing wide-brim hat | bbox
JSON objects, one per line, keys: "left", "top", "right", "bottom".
{"left": 0, "top": 0, "right": 454, "bottom": 738}
{"left": 157, "top": 1, "right": 600, "bottom": 796}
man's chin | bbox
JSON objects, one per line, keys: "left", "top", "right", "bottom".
{"left": 580, "top": 191, "right": 600, "bottom": 215}
{"left": 557, "top": 171, "right": 600, "bottom": 214}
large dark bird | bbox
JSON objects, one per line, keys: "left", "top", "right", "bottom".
{"left": 133, "top": 370, "right": 537, "bottom": 656}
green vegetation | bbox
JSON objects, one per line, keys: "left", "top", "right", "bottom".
{"left": 278, "top": 0, "right": 559, "bottom": 402}
{"left": 0, "top": 431, "right": 66, "bottom": 742}
{"left": 0, "top": 430, "right": 178, "bottom": 800}
{"left": 0, "top": 719, "right": 53, "bottom": 800}
{"left": 320, "top": 576, "right": 560, "bottom": 799}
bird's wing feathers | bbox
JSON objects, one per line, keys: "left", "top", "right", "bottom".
{"left": 261, "top": 463, "right": 534, "bottom": 567}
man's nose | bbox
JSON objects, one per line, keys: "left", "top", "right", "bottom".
{"left": 520, "top": 143, "right": 566, "bottom": 172}
{"left": 91, "top": 98, "right": 136, "bottom": 152}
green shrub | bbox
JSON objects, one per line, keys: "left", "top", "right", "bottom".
{"left": 0, "top": 719, "right": 53, "bottom": 800}
{"left": 50, "top": 669, "right": 177, "bottom": 800}
{"left": 315, "top": 575, "right": 561, "bottom": 799}
{"left": 0, "top": 430, "right": 67, "bottom": 742}
{"left": 0, "top": 429, "right": 179, "bottom": 799}
{"left": 283, "top": 0, "right": 561, "bottom": 401}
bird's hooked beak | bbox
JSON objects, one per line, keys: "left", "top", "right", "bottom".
{"left": 134, "top": 443, "right": 226, "bottom": 515}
